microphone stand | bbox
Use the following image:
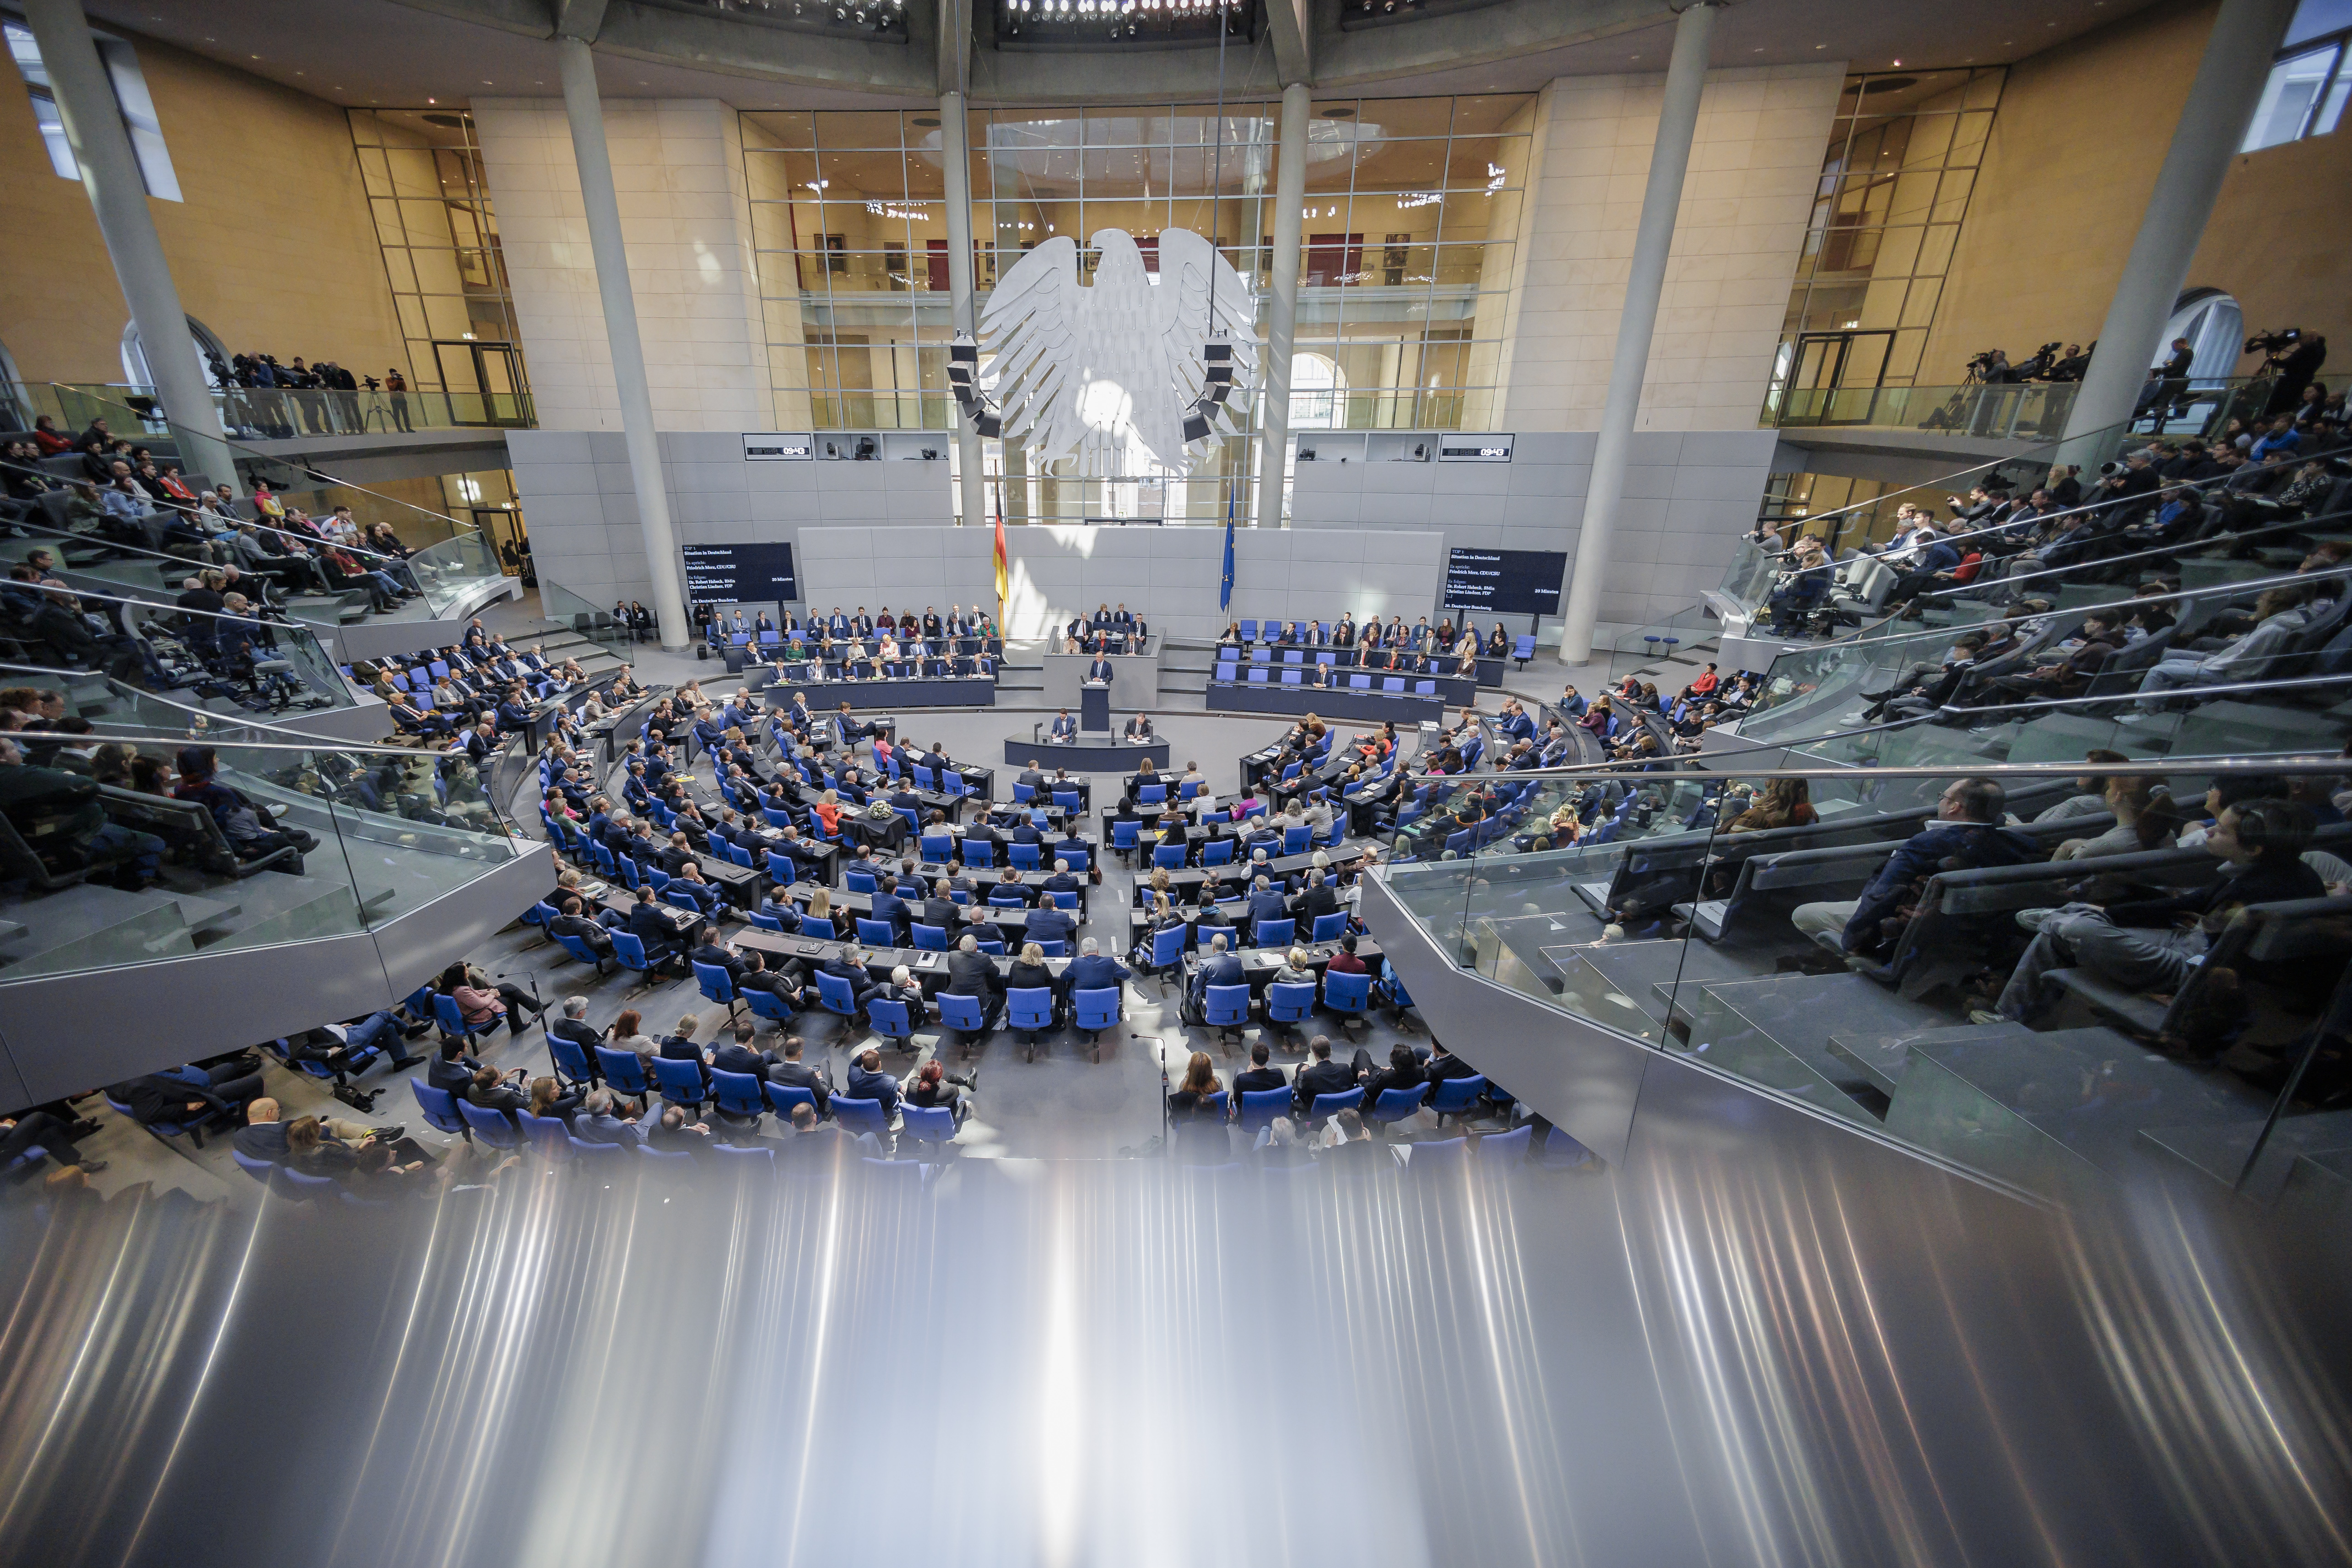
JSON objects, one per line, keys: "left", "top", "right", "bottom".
{"left": 496, "top": 968, "right": 551, "bottom": 1083}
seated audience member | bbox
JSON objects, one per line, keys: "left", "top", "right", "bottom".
{"left": 845, "top": 1048, "right": 900, "bottom": 1117}
{"left": 766, "top": 1034, "right": 831, "bottom": 1114}
{"left": 570, "top": 1088, "right": 645, "bottom": 1146}
{"left": 1291, "top": 1034, "right": 1356, "bottom": 1114}
{"left": 905, "top": 1059, "right": 977, "bottom": 1128}
{"left": 1790, "top": 779, "right": 2036, "bottom": 959}
{"left": 1167, "top": 1052, "right": 1224, "bottom": 1120}
{"left": 1, "top": 1108, "right": 104, "bottom": 1174}
{"left": 1354, "top": 1042, "right": 1427, "bottom": 1111}
{"left": 112, "top": 1059, "right": 265, "bottom": 1144}
{"left": 441, "top": 960, "right": 550, "bottom": 1036}
{"left": 1232, "top": 1040, "right": 1287, "bottom": 1103}
{"left": 1990, "top": 798, "right": 2324, "bottom": 1027}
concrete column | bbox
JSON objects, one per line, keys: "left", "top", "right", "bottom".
{"left": 2060, "top": 0, "right": 2297, "bottom": 452}
{"left": 1253, "top": 83, "right": 1310, "bottom": 529}
{"left": 22, "top": 0, "right": 233, "bottom": 487}
{"left": 941, "top": 91, "right": 991, "bottom": 530}
{"left": 1557, "top": 1, "right": 1716, "bottom": 664}
{"left": 556, "top": 37, "right": 689, "bottom": 650}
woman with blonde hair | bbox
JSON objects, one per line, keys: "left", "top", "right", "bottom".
{"left": 812, "top": 789, "right": 843, "bottom": 836}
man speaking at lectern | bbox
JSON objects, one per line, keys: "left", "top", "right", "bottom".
{"left": 1086, "top": 654, "right": 1115, "bottom": 685}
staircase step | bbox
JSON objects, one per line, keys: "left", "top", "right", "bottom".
{"left": 2136, "top": 1109, "right": 2352, "bottom": 1204}
{"left": 1536, "top": 937, "right": 1752, "bottom": 1026}
{"left": 1880, "top": 1023, "right": 2275, "bottom": 1197}
{"left": 1673, "top": 972, "right": 1952, "bottom": 1121}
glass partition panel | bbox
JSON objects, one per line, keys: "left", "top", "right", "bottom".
{"left": 540, "top": 579, "right": 637, "bottom": 657}
{"left": 0, "top": 726, "right": 519, "bottom": 983}
{"left": 23, "top": 384, "right": 507, "bottom": 620}
{"left": 1383, "top": 755, "right": 2352, "bottom": 1222}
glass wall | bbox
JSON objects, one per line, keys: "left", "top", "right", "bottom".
{"left": 1767, "top": 69, "right": 2003, "bottom": 415}
{"left": 346, "top": 109, "right": 534, "bottom": 427}
{"left": 741, "top": 93, "right": 1532, "bottom": 524}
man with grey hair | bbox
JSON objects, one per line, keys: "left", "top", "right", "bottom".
{"left": 570, "top": 1088, "right": 643, "bottom": 1146}
{"left": 1057, "top": 933, "right": 1131, "bottom": 1013}
{"left": 548, "top": 994, "right": 604, "bottom": 1068}
{"left": 945, "top": 930, "right": 1005, "bottom": 1027}
{"left": 1188, "top": 929, "right": 1244, "bottom": 1018}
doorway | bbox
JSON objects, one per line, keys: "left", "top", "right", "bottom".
{"left": 1781, "top": 330, "right": 1896, "bottom": 422}
{"left": 430, "top": 340, "right": 529, "bottom": 425}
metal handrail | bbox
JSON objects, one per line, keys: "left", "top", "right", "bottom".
{"left": 1, "top": 453, "right": 409, "bottom": 565}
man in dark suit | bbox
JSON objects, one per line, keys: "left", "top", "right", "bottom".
{"left": 845, "top": 1048, "right": 900, "bottom": 1117}
{"left": 1048, "top": 710, "right": 1077, "bottom": 742}
{"left": 708, "top": 1022, "right": 774, "bottom": 1080}
{"left": 989, "top": 867, "right": 1034, "bottom": 907}
{"left": 571, "top": 1088, "right": 643, "bottom": 1145}
{"left": 945, "top": 932, "right": 1006, "bottom": 1026}
{"left": 920, "top": 877, "right": 963, "bottom": 933}
{"left": 625, "top": 887, "right": 689, "bottom": 974}
{"left": 1289, "top": 870, "right": 1340, "bottom": 926}
{"left": 1244, "top": 874, "right": 1290, "bottom": 943}
{"left": 1111, "top": 603, "right": 1134, "bottom": 628}
{"left": 1086, "top": 654, "right": 1114, "bottom": 684}
{"left": 1040, "top": 858, "right": 1084, "bottom": 901}
{"left": 818, "top": 946, "right": 879, "bottom": 1010}
{"left": 426, "top": 1036, "right": 483, "bottom": 1100}
{"left": 1291, "top": 1034, "right": 1356, "bottom": 1115}
{"left": 549, "top": 995, "right": 606, "bottom": 1067}
{"left": 1188, "top": 930, "right": 1245, "bottom": 1016}
{"left": 868, "top": 873, "right": 914, "bottom": 942}
{"left": 692, "top": 933, "right": 749, "bottom": 988}
{"left": 1122, "top": 712, "right": 1154, "bottom": 742}
{"left": 1022, "top": 900, "right": 1076, "bottom": 951}
{"left": 549, "top": 895, "right": 616, "bottom": 960}
{"left": 766, "top": 1035, "right": 832, "bottom": 1114}
{"left": 658, "top": 1023, "right": 712, "bottom": 1092}
{"left": 1018, "top": 760, "right": 1048, "bottom": 794}
{"left": 1054, "top": 935, "right": 1130, "bottom": 1008}
{"left": 1233, "top": 1040, "right": 1287, "bottom": 1103}
{"left": 734, "top": 949, "right": 805, "bottom": 1011}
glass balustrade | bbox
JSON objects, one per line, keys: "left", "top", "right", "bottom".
{"left": 8, "top": 379, "right": 533, "bottom": 440}
{"left": 0, "top": 578, "right": 358, "bottom": 717}
{"left": 539, "top": 579, "right": 638, "bottom": 657}
{"left": 16, "top": 384, "right": 509, "bottom": 621}
{"left": 1761, "top": 375, "right": 2269, "bottom": 448}
{"left": 0, "top": 720, "right": 521, "bottom": 983}
{"left": 1381, "top": 754, "right": 2352, "bottom": 1219}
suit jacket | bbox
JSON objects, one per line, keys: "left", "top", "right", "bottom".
{"left": 657, "top": 1033, "right": 711, "bottom": 1086}
{"left": 708, "top": 1042, "right": 772, "bottom": 1079}
{"left": 1022, "top": 906, "right": 1077, "bottom": 948}
{"left": 1086, "top": 660, "right": 1114, "bottom": 682}
{"left": 1123, "top": 719, "right": 1153, "bottom": 740}
{"left": 946, "top": 947, "right": 1005, "bottom": 996}
{"left": 919, "top": 897, "right": 962, "bottom": 930}
{"left": 1048, "top": 716, "right": 1077, "bottom": 740}
{"left": 691, "top": 941, "right": 747, "bottom": 985}
{"left": 845, "top": 1062, "right": 899, "bottom": 1117}
{"left": 1233, "top": 1065, "right": 1288, "bottom": 1100}
{"left": 1246, "top": 890, "right": 1291, "bottom": 930}
{"left": 1292, "top": 1058, "right": 1357, "bottom": 1109}
{"left": 627, "top": 902, "right": 683, "bottom": 953}
{"left": 573, "top": 1112, "right": 641, "bottom": 1146}
{"left": 1057, "top": 952, "right": 1130, "bottom": 1000}
{"left": 549, "top": 1017, "right": 605, "bottom": 1063}
{"left": 549, "top": 913, "right": 614, "bottom": 953}
{"left": 765, "top": 1058, "right": 831, "bottom": 1113}
{"left": 1290, "top": 885, "right": 1340, "bottom": 922}
{"left": 869, "top": 891, "right": 913, "bottom": 933}
{"left": 1192, "top": 950, "right": 1245, "bottom": 1000}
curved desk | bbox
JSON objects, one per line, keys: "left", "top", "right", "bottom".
{"left": 1003, "top": 730, "right": 1170, "bottom": 771}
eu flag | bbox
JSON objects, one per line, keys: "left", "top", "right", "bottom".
{"left": 1220, "top": 493, "right": 1236, "bottom": 613}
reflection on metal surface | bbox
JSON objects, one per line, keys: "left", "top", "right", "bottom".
{"left": 0, "top": 1153, "right": 2344, "bottom": 1566}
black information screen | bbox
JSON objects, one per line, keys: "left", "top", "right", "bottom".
{"left": 681, "top": 542, "right": 798, "bottom": 605}
{"left": 1442, "top": 548, "right": 1565, "bottom": 616}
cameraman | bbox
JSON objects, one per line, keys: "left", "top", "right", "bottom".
{"left": 2046, "top": 343, "right": 2089, "bottom": 383}
{"left": 2255, "top": 329, "right": 2328, "bottom": 418}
